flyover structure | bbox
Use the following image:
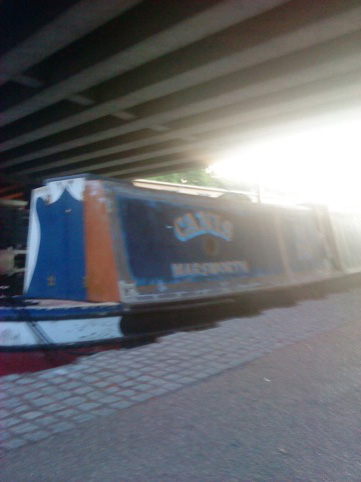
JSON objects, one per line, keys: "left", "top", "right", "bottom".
{"left": 1, "top": 0, "right": 361, "bottom": 199}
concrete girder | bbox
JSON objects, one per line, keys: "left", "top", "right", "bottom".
{"left": 0, "top": 0, "right": 143, "bottom": 86}
{"left": 9, "top": 41, "right": 361, "bottom": 173}
{"left": 68, "top": 97, "right": 359, "bottom": 180}
{"left": 49, "top": 81, "right": 361, "bottom": 177}
{"left": 97, "top": 100, "right": 361, "bottom": 179}
{"left": 109, "top": 158, "right": 202, "bottom": 179}
{"left": 1, "top": 5, "right": 360, "bottom": 155}
{"left": 15, "top": 57, "right": 361, "bottom": 175}
{"left": 0, "top": 0, "right": 287, "bottom": 127}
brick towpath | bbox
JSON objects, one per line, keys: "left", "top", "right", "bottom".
{"left": 1, "top": 286, "right": 361, "bottom": 455}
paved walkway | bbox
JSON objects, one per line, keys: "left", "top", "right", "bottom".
{"left": 1, "top": 287, "right": 361, "bottom": 452}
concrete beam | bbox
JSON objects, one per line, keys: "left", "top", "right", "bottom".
{"left": 111, "top": 159, "right": 201, "bottom": 178}
{"left": 6, "top": 33, "right": 360, "bottom": 168}
{"left": 15, "top": 59, "right": 361, "bottom": 175}
{"left": 50, "top": 82, "right": 361, "bottom": 177}
{"left": 11, "top": 75, "right": 44, "bottom": 88}
{"left": 2, "top": 5, "right": 360, "bottom": 153}
{"left": 0, "top": 0, "right": 143, "bottom": 86}
{"left": 0, "top": 0, "right": 289, "bottom": 127}
{"left": 101, "top": 102, "right": 361, "bottom": 178}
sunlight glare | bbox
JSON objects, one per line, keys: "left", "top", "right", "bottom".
{"left": 210, "top": 111, "right": 361, "bottom": 210}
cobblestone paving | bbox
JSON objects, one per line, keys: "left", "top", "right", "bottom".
{"left": 1, "top": 287, "right": 361, "bottom": 451}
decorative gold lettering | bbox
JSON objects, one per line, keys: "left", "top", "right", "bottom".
{"left": 173, "top": 211, "right": 233, "bottom": 242}
{"left": 174, "top": 217, "right": 187, "bottom": 240}
{"left": 171, "top": 261, "right": 250, "bottom": 278}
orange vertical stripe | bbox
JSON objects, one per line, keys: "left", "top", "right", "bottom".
{"left": 84, "top": 181, "right": 120, "bottom": 302}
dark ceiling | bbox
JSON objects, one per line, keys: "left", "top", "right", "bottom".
{"left": 1, "top": 0, "right": 361, "bottom": 199}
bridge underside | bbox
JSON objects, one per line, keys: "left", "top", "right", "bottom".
{"left": 1, "top": 0, "right": 360, "bottom": 199}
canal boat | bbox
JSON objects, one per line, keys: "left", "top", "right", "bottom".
{"left": 1, "top": 174, "right": 360, "bottom": 374}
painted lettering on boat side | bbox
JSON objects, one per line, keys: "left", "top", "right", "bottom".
{"left": 171, "top": 261, "right": 250, "bottom": 278}
{"left": 173, "top": 211, "right": 233, "bottom": 242}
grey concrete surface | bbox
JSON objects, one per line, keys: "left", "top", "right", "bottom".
{"left": 0, "top": 289, "right": 361, "bottom": 481}
{"left": 2, "top": 287, "right": 361, "bottom": 453}
{"left": 2, "top": 306, "right": 361, "bottom": 480}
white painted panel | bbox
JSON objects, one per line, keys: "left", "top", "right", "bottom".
{"left": 47, "top": 177, "right": 85, "bottom": 202}
{"left": 23, "top": 186, "right": 48, "bottom": 292}
{"left": 0, "top": 316, "right": 122, "bottom": 347}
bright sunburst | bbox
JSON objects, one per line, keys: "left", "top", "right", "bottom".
{"left": 210, "top": 108, "right": 361, "bottom": 211}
